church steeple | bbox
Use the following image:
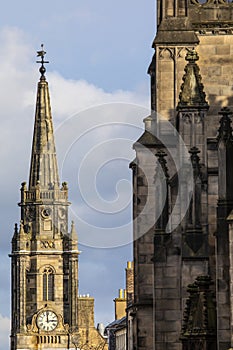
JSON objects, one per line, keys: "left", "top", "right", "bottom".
{"left": 10, "top": 48, "right": 80, "bottom": 350}
{"left": 29, "top": 45, "right": 60, "bottom": 190}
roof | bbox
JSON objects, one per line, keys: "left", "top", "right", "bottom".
{"left": 134, "top": 130, "right": 164, "bottom": 147}
{"left": 105, "top": 316, "right": 126, "bottom": 331}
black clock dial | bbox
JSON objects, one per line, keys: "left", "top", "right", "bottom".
{"left": 41, "top": 208, "right": 51, "bottom": 218}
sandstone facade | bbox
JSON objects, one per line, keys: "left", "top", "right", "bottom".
{"left": 129, "top": 2, "right": 233, "bottom": 350}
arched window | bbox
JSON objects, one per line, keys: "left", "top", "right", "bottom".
{"left": 43, "top": 267, "right": 54, "bottom": 301}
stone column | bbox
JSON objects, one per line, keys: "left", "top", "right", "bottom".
{"left": 19, "top": 256, "right": 27, "bottom": 331}
{"left": 69, "top": 256, "right": 78, "bottom": 329}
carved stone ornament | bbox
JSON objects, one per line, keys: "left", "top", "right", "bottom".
{"left": 41, "top": 207, "right": 52, "bottom": 218}
{"left": 58, "top": 207, "right": 66, "bottom": 219}
{"left": 159, "top": 47, "right": 175, "bottom": 60}
{"left": 159, "top": 47, "right": 191, "bottom": 61}
{"left": 40, "top": 240, "right": 55, "bottom": 249}
{"left": 27, "top": 306, "right": 69, "bottom": 334}
{"left": 25, "top": 206, "right": 35, "bottom": 221}
{"left": 64, "top": 242, "right": 69, "bottom": 250}
{"left": 181, "top": 276, "right": 217, "bottom": 349}
{"left": 191, "top": 0, "right": 230, "bottom": 5}
{"left": 185, "top": 229, "right": 203, "bottom": 253}
{"left": 182, "top": 113, "right": 192, "bottom": 124}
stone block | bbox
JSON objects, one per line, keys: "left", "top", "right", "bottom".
{"left": 155, "top": 277, "right": 178, "bottom": 289}
{"left": 205, "top": 85, "right": 222, "bottom": 97}
{"left": 154, "top": 343, "right": 167, "bottom": 350}
{"left": 167, "top": 343, "right": 182, "bottom": 350}
{"left": 155, "top": 266, "right": 165, "bottom": 276}
{"left": 208, "top": 65, "right": 222, "bottom": 77}
{"left": 216, "top": 45, "right": 231, "bottom": 55}
{"left": 162, "top": 288, "right": 180, "bottom": 299}
{"left": 165, "top": 332, "right": 180, "bottom": 343}
{"left": 217, "top": 300, "right": 231, "bottom": 315}
{"left": 167, "top": 255, "right": 180, "bottom": 266}
{"left": 218, "top": 316, "right": 230, "bottom": 330}
{"left": 189, "top": 262, "right": 208, "bottom": 278}
{"left": 156, "top": 299, "right": 180, "bottom": 311}
{"left": 156, "top": 320, "right": 180, "bottom": 332}
{"left": 155, "top": 288, "right": 162, "bottom": 299}
{"left": 156, "top": 311, "right": 164, "bottom": 321}
{"left": 218, "top": 292, "right": 229, "bottom": 304}
{"left": 199, "top": 35, "right": 225, "bottom": 46}
{"left": 164, "top": 310, "right": 180, "bottom": 321}
{"left": 164, "top": 266, "right": 179, "bottom": 277}
{"left": 159, "top": 61, "right": 174, "bottom": 72}
{"left": 199, "top": 45, "right": 217, "bottom": 57}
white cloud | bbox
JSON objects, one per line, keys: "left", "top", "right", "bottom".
{"left": 44, "top": 72, "right": 149, "bottom": 120}
{"left": 0, "top": 314, "right": 10, "bottom": 349}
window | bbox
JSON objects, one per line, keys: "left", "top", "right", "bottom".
{"left": 43, "top": 267, "right": 54, "bottom": 301}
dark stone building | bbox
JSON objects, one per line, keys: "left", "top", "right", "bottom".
{"left": 128, "top": 1, "right": 233, "bottom": 349}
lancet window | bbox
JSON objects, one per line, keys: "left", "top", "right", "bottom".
{"left": 43, "top": 267, "right": 54, "bottom": 301}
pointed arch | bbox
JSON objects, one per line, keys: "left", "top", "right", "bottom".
{"left": 42, "top": 266, "right": 54, "bottom": 301}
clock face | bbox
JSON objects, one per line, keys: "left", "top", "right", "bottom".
{"left": 41, "top": 208, "right": 51, "bottom": 218}
{"left": 37, "top": 310, "right": 58, "bottom": 332}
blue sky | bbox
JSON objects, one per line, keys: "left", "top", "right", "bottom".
{"left": 1, "top": 0, "right": 155, "bottom": 90}
{"left": 0, "top": 1, "right": 156, "bottom": 347}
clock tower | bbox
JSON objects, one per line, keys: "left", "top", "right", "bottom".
{"left": 10, "top": 47, "right": 80, "bottom": 349}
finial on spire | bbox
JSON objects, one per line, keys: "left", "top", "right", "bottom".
{"left": 217, "top": 107, "right": 233, "bottom": 142}
{"left": 177, "top": 48, "right": 208, "bottom": 109}
{"left": 19, "top": 220, "right": 25, "bottom": 236}
{"left": 70, "top": 220, "right": 78, "bottom": 241}
{"left": 155, "top": 150, "right": 169, "bottom": 179}
{"left": 36, "top": 44, "right": 49, "bottom": 80}
{"left": 189, "top": 146, "right": 201, "bottom": 166}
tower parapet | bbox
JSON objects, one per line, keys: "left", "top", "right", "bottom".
{"left": 157, "top": 1, "right": 233, "bottom": 29}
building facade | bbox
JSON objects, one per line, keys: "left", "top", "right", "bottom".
{"left": 129, "top": 1, "right": 233, "bottom": 350}
{"left": 10, "top": 49, "right": 107, "bottom": 350}
{"left": 106, "top": 262, "right": 134, "bottom": 350}
{"left": 77, "top": 295, "right": 108, "bottom": 349}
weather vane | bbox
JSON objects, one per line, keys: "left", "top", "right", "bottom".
{"left": 36, "top": 44, "right": 49, "bottom": 79}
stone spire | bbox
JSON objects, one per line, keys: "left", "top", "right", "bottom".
{"left": 28, "top": 46, "right": 60, "bottom": 190}
{"left": 181, "top": 276, "right": 217, "bottom": 349}
{"left": 178, "top": 49, "right": 208, "bottom": 109}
